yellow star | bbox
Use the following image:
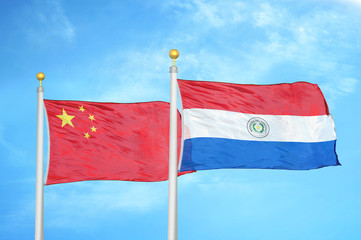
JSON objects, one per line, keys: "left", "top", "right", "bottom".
{"left": 91, "top": 126, "right": 97, "bottom": 132}
{"left": 56, "top": 109, "right": 75, "bottom": 128}
{"left": 84, "top": 132, "right": 90, "bottom": 139}
{"left": 89, "top": 114, "right": 95, "bottom": 121}
{"left": 79, "top": 105, "right": 85, "bottom": 112}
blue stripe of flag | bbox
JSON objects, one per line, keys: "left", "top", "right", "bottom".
{"left": 180, "top": 138, "right": 339, "bottom": 171}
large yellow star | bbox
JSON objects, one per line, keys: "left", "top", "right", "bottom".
{"left": 56, "top": 109, "right": 75, "bottom": 128}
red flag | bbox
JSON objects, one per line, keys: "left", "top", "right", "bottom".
{"left": 44, "top": 100, "right": 188, "bottom": 185}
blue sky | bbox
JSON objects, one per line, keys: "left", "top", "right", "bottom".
{"left": 1, "top": 0, "right": 361, "bottom": 239}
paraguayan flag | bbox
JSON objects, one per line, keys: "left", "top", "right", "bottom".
{"left": 177, "top": 79, "right": 340, "bottom": 172}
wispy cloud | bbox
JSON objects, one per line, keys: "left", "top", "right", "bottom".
{"left": 93, "top": 48, "right": 171, "bottom": 103}
{"left": 248, "top": 3, "right": 360, "bottom": 104}
{"left": 178, "top": 170, "right": 294, "bottom": 220}
{"left": 44, "top": 181, "right": 167, "bottom": 228}
{"left": 159, "top": 1, "right": 360, "bottom": 90}
{"left": 164, "top": 0, "right": 246, "bottom": 28}
{"left": 1, "top": 181, "right": 168, "bottom": 232}
{"left": 338, "top": 78, "right": 358, "bottom": 93}
{"left": 0, "top": 125, "right": 26, "bottom": 162}
{"left": 73, "top": 0, "right": 359, "bottom": 110}
{"left": 337, "top": 0, "right": 361, "bottom": 7}
{"left": 253, "top": 2, "right": 286, "bottom": 28}
{"left": 320, "top": 77, "right": 359, "bottom": 106}
{"left": 25, "top": 0, "right": 75, "bottom": 44}
{"left": 190, "top": 0, "right": 245, "bottom": 27}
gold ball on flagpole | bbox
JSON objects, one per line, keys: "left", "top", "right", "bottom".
{"left": 169, "top": 49, "right": 179, "bottom": 66}
{"left": 36, "top": 72, "right": 45, "bottom": 81}
{"left": 169, "top": 49, "right": 179, "bottom": 60}
{"left": 36, "top": 72, "right": 45, "bottom": 87}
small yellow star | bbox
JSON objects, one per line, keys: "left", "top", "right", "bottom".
{"left": 91, "top": 126, "right": 97, "bottom": 132}
{"left": 89, "top": 114, "right": 95, "bottom": 121}
{"left": 84, "top": 132, "right": 90, "bottom": 139}
{"left": 56, "top": 109, "right": 75, "bottom": 128}
{"left": 79, "top": 105, "right": 85, "bottom": 112}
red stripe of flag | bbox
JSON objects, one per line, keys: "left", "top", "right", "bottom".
{"left": 177, "top": 79, "right": 329, "bottom": 116}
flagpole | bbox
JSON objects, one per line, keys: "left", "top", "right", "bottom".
{"left": 35, "top": 72, "right": 45, "bottom": 240}
{"left": 168, "top": 49, "right": 179, "bottom": 240}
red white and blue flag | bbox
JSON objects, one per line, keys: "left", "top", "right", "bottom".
{"left": 177, "top": 79, "right": 340, "bottom": 172}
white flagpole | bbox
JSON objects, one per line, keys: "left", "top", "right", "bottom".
{"left": 35, "top": 72, "right": 45, "bottom": 240}
{"left": 168, "top": 49, "right": 179, "bottom": 240}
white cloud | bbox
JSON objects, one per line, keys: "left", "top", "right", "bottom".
{"left": 253, "top": 3, "right": 286, "bottom": 28}
{"left": 93, "top": 48, "right": 171, "bottom": 103}
{"left": 192, "top": 0, "right": 245, "bottom": 27}
{"left": 26, "top": 0, "right": 75, "bottom": 44}
{"left": 320, "top": 77, "right": 359, "bottom": 106}
{"left": 181, "top": 51, "right": 247, "bottom": 83}
{"left": 88, "top": 1, "right": 359, "bottom": 108}
{"left": 337, "top": 0, "right": 361, "bottom": 7}
{"left": 164, "top": 0, "right": 246, "bottom": 27}
{"left": 247, "top": 2, "right": 361, "bottom": 96}
{"left": 338, "top": 78, "right": 358, "bottom": 93}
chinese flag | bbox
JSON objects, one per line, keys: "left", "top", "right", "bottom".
{"left": 44, "top": 100, "right": 188, "bottom": 185}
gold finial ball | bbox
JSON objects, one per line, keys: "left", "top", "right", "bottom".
{"left": 36, "top": 72, "right": 45, "bottom": 81}
{"left": 169, "top": 49, "right": 179, "bottom": 60}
